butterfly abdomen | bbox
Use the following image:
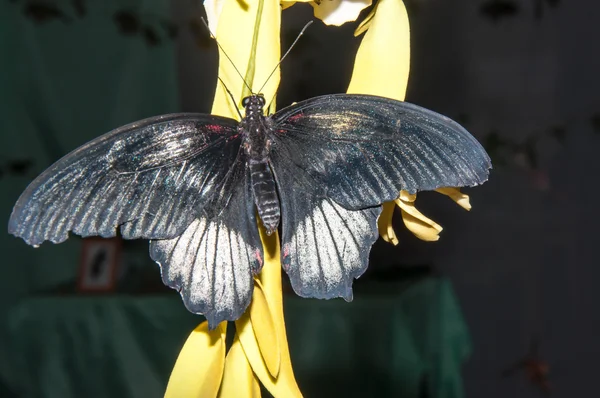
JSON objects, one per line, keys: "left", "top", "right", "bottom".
{"left": 249, "top": 160, "right": 280, "bottom": 235}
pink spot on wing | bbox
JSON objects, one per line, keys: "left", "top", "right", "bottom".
{"left": 282, "top": 244, "right": 290, "bottom": 258}
{"left": 288, "top": 113, "right": 303, "bottom": 123}
{"left": 225, "top": 132, "right": 239, "bottom": 142}
{"left": 254, "top": 249, "right": 263, "bottom": 267}
{"left": 281, "top": 244, "right": 291, "bottom": 272}
{"left": 206, "top": 124, "right": 226, "bottom": 134}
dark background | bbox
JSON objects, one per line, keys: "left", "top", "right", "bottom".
{"left": 1, "top": 0, "right": 599, "bottom": 397}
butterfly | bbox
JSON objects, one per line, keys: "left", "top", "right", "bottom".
{"left": 8, "top": 93, "right": 491, "bottom": 328}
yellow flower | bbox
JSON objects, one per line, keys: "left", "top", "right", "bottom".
{"left": 166, "top": 1, "right": 301, "bottom": 397}
{"left": 347, "top": 0, "right": 474, "bottom": 244}
{"left": 166, "top": 0, "right": 479, "bottom": 397}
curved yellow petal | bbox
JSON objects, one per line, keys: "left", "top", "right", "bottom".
{"left": 212, "top": 0, "right": 281, "bottom": 119}
{"left": 435, "top": 187, "right": 472, "bottom": 211}
{"left": 281, "top": 0, "right": 311, "bottom": 10}
{"left": 281, "top": 1, "right": 296, "bottom": 10}
{"left": 377, "top": 201, "right": 399, "bottom": 245}
{"left": 398, "top": 207, "right": 443, "bottom": 242}
{"left": 395, "top": 191, "right": 443, "bottom": 242}
{"left": 218, "top": 336, "right": 261, "bottom": 398}
{"left": 353, "top": 4, "right": 376, "bottom": 37}
{"left": 165, "top": 321, "right": 227, "bottom": 398}
{"left": 347, "top": 0, "right": 410, "bottom": 101}
{"left": 236, "top": 279, "right": 281, "bottom": 378}
{"left": 238, "top": 226, "right": 303, "bottom": 398}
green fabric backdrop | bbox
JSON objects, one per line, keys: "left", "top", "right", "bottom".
{"left": 7, "top": 278, "right": 471, "bottom": 398}
{"left": 0, "top": 0, "right": 178, "bottom": 392}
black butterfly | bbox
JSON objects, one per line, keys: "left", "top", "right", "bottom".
{"left": 8, "top": 93, "right": 491, "bottom": 328}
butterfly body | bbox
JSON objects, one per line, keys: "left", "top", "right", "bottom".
{"left": 240, "top": 94, "right": 280, "bottom": 235}
{"left": 9, "top": 93, "right": 491, "bottom": 328}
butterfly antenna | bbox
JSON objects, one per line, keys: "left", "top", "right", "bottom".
{"left": 218, "top": 77, "right": 244, "bottom": 119}
{"left": 257, "top": 20, "right": 313, "bottom": 94}
{"left": 201, "top": 17, "right": 253, "bottom": 94}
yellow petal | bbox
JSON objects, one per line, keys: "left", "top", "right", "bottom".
{"left": 395, "top": 192, "right": 443, "bottom": 242}
{"left": 238, "top": 225, "right": 303, "bottom": 398}
{"left": 310, "top": 0, "right": 372, "bottom": 26}
{"left": 281, "top": 0, "right": 312, "bottom": 10}
{"left": 218, "top": 336, "right": 261, "bottom": 398}
{"left": 212, "top": 0, "right": 281, "bottom": 119}
{"left": 347, "top": 0, "right": 410, "bottom": 101}
{"left": 353, "top": 4, "right": 376, "bottom": 37}
{"left": 435, "top": 187, "right": 472, "bottom": 211}
{"left": 165, "top": 321, "right": 227, "bottom": 398}
{"left": 281, "top": 1, "right": 296, "bottom": 10}
{"left": 236, "top": 279, "right": 281, "bottom": 378}
{"left": 398, "top": 190, "right": 416, "bottom": 203}
{"left": 377, "top": 201, "right": 399, "bottom": 245}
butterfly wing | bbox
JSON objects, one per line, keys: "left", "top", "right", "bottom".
{"left": 269, "top": 93, "right": 491, "bottom": 299}
{"left": 269, "top": 147, "right": 380, "bottom": 301}
{"left": 150, "top": 157, "right": 263, "bottom": 329}
{"left": 271, "top": 94, "right": 491, "bottom": 210}
{"left": 8, "top": 113, "right": 242, "bottom": 246}
{"left": 10, "top": 113, "right": 263, "bottom": 326}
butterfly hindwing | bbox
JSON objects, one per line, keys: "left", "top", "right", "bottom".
{"left": 8, "top": 113, "right": 240, "bottom": 245}
{"left": 270, "top": 147, "right": 381, "bottom": 300}
{"left": 150, "top": 157, "right": 263, "bottom": 329}
{"left": 271, "top": 94, "right": 492, "bottom": 209}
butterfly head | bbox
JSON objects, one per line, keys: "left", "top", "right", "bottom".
{"left": 242, "top": 94, "right": 266, "bottom": 116}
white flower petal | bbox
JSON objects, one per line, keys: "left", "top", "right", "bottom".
{"left": 204, "top": 0, "right": 227, "bottom": 34}
{"left": 311, "top": 0, "right": 373, "bottom": 26}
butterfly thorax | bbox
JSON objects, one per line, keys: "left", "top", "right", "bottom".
{"left": 241, "top": 94, "right": 271, "bottom": 160}
{"left": 241, "top": 94, "right": 280, "bottom": 236}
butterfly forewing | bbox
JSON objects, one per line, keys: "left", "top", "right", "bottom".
{"left": 8, "top": 113, "right": 240, "bottom": 245}
{"left": 271, "top": 94, "right": 492, "bottom": 210}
